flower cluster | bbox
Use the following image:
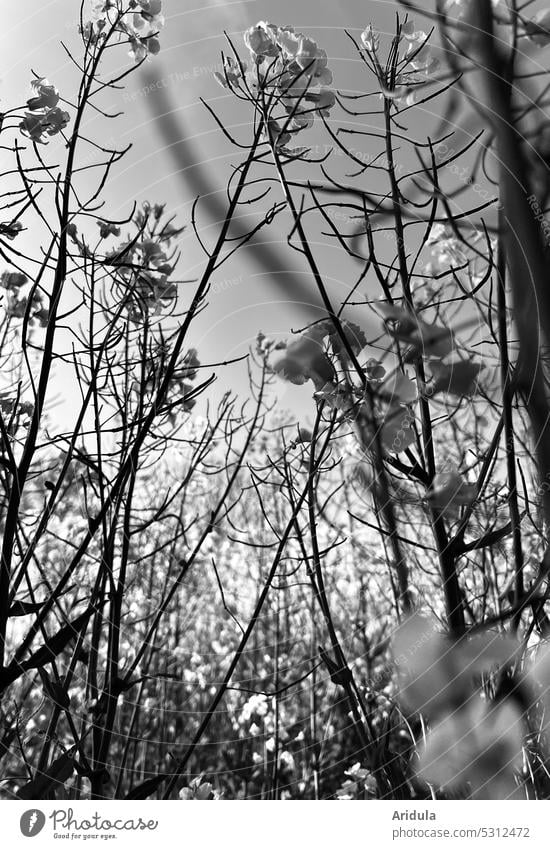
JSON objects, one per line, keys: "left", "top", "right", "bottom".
{"left": 264, "top": 320, "right": 367, "bottom": 389}
{"left": 443, "top": 0, "right": 512, "bottom": 25}
{"left": 0, "top": 221, "right": 23, "bottom": 241}
{"left": 96, "top": 219, "right": 121, "bottom": 239}
{"left": 19, "top": 78, "right": 70, "bottom": 144}
{"left": 269, "top": 333, "right": 336, "bottom": 389}
{"left": 0, "top": 270, "right": 49, "bottom": 327}
{"left": 376, "top": 301, "right": 483, "bottom": 455}
{"left": 178, "top": 776, "right": 220, "bottom": 800}
{"left": 82, "top": 0, "right": 164, "bottom": 61}
{"left": 377, "top": 303, "right": 455, "bottom": 362}
{"left": 1, "top": 271, "right": 27, "bottom": 290}
{"left": 424, "top": 223, "right": 469, "bottom": 276}
{"left": 158, "top": 347, "right": 201, "bottom": 426}
{"left": 239, "top": 22, "right": 335, "bottom": 150}
{"left": 124, "top": 0, "right": 164, "bottom": 62}
{"left": 238, "top": 693, "right": 271, "bottom": 724}
{"left": 444, "top": 0, "right": 550, "bottom": 47}
{"left": 0, "top": 394, "right": 34, "bottom": 437}
{"left": 361, "top": 19, "right": 439, "bottom": 108}
{"left": 96, "top": 203, "right": 184, "bottom": 323}
{"left": 230, "top": 691, "right": 302, "bottom": 791}
{"left": 336, "top": 762, "right": 378, "bottom": 799}
{"left": 391, "top": 613, "right": 541, "bottom": 798}
{"left": 401, "top": 20, "right": 439, "bottom": 75}
{"left": 214, "top": 56, "right": 247, "bottom": 90}
{"left": 105, "top": 240, "right": 176, "bottom": 320}
{"left": 360, "top": 24, "right": 380, "bottom": 54}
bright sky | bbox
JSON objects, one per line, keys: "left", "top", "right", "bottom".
{"left": 1, "top": 0, "right": 494, "bottom": 422}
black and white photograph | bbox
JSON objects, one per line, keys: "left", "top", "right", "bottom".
{"left": 1, "top": 1, "right": 550, "bottom": 844}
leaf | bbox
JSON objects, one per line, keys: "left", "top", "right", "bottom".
{"left": 17, "top": 749, "right": 76, "bottom": 799}
{"left": 38, "top": 668, "right": 70, "bottom": 709}
{"left": 319, "top": 646, "right": 352, "bottom": 687}
{"left": 378, "top": 371, "right": 418, "bottom": 406}
{"left": 376, "top": 302, "right": 455, "bottom": 360}
{"left": 379, "top": 404, "right": 417, "bottom": 454}
{"left": 124, "top": 774, "right": 165, "bottom": 799}
{"left": 526, "top": 10, "right": 550, "bottom": 46}
{"left": 408, "top": 321, "right": 455, "bottom": 360}
{"left": 430, "top": 359, "right": 482, "bottom": 398}
{"left": 8, "top": 600, "right": 44, "bottom": 617}
{"left": 295, "top": 425, "right": 313, "bottom": 443}
{"left": 20, "top": 607, "right": 96, "bottom": 671}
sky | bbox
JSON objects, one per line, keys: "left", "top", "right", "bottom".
{"left": 1, "top": 0, "right": 525, "bottom": 423}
